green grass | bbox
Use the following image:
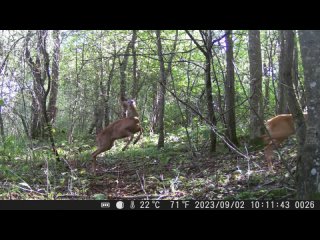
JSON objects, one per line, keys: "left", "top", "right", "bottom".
{"left": 0, "top": 131, "right": 296, "bottom": 200}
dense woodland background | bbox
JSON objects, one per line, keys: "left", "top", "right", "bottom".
{"left": 0, "top": 30, "right": 319, "bottom": 200}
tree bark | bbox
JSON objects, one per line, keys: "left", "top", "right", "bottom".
{"left": 25, "top": 30, "right": 60, "bottom": 160}
{"left": 47, "top": 30, "right": 61, "bottom": 124}
{"left": 224, "top": 30, "right": 238, "bottom": 146}
{"left": 38, "top": 30, "right": 60, "bottom": 161}
{"left": 281, "top": 31, "right": 306, "bottom": 196}
{"left": 297, "top": 30, "right": 320, "bottom": 199}
{"left": 292, "top": 32, "right": 307, "bottom": 110}
{"left": 0, "top": 79, "right": 4, "bottom": 141}
{"left": 205, "top": 58, "right": 217, "bottom": 152}
{"left": 155, "top": 31, "right": 178, "bottom": 148}
{"left": 105, "top": 53, "right": 116, "bottom": 127}
{"left": 119, "top": 31, "right": 137, "bottom": 117}
{"left": 0, "top": 105, "right": 4, "bottom": 141}
{"left": 156, "top": 30, "right": 166, "bottom": 148}
{"left": 248, "top": 30, "right": 264, "bottom": 142}
{"left": 25, "top": 31, "right": 45, "bottom": 139}
{"left": 131, "top": 30, "right": 139, "bottom": 99}
{"left": 186, "top": 30, "right": 217, "bottom": 152}
{"left": 277, "top": 30, "right": 289, "bottom": 114}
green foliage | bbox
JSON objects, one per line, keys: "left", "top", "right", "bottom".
{"left": 249, "top": 137, "right": 265, "bottom": 150}
{"left": 0, "top": 135, "right": 27, "bottom": 160}
{"left": 93, "top": 194, "right": 107, "bottom": 200}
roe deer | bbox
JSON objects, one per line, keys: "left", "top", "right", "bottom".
{"left": 91, "top": 99, "right": 143, "bottom": 173}
{"left": 262, "top": 113, "right": 307, "bottom": 170}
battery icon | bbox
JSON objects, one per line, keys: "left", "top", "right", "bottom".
{"left": 101, "top": 202, "right": 110, "bottom": 208}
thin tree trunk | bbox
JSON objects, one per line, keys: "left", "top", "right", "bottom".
{"left": 14, "top": 111, "right": 29, "bottom": 138}
{"left": 150, "top": 79, "right": 159, "bottom": 133}
{"left": 119, "top": 31, "right": 136, "bottom": 117}
{"left": 263, "top": 63, "right": 270, "bottom": 114}
{"left": 0, "top": 78, "right": 5, "bottom": 141}
{"left": 38, "top": 30, "right": 60, "bottom": 161}
{"left": 267, "top": 31, "right": 279, "bottom": 114}
{"left": 292, "top": 32, "right": 307, "bottom": 110}
{"left": 95, "top": 36, "right": 106, "bottom": 134}
{"left": 282, "top": 30, "right": 306, "bottom": 175}
{"left": 105, "top": 53, "right": 116, "bottom": 126}
{"left": 47, "top": 30, "right": 60, "bottom": 124}
{"left": 88, "top": 72, "right": 104, "bottom": 135}
{"left": 268, "top": 31, "right": 278, "bottom": 113}
{"left": 185, "top": 30, "right": 217, "bottom": 152}
{"left": 277, "top": 30, "right": 289, "bottom": 114}
{"left": 224, "top": 30, "right": 238, "bottom": 146}
{"left": 0, "top": 106, "right": 4, "bottom": 141}
{"left": 248, "top": 30, "right": 264, "bottom": 142}
{"left": 131, "top": 30, "right": 139, "bottom": 99}
{"left": 68, "top": 43, "right": 84, "bottom": 143}
{"left": 205, "top": 54, "right": 217, "bottom": 152}
{"left": 155, "top": 30, "right": 178, "bottom": 148}
{"left": 292, "top": 32, "right": 299, "bottom": 95}
{"left": 204, "top": 31, "right": 217, "bottom": 152}
{"left": 156, "top": 30, "right": 166, "bottom": 148}
{"left": 211, "top": 48, "right": 227, "bottom": 132}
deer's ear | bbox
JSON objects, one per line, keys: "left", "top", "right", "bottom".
{"left": 129, "top": 99, "right": 135, "bottom": 104}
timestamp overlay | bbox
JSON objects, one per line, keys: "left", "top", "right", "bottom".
{"left": 168, "top": 200, "right": 319, "bottom": 210}
{"left": 0, "top": 200, "right": 319, "bottom": 210}
{"left": 97, "top": 200, "right": 320, "bottom": 210}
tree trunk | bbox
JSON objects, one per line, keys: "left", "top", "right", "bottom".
{"left": 204, "top": 31, "right": 217, "bottom": 152}
{"left": 281, "top": 30, "right": 307, "bottom": 159}
{"left": 277, "top": 30, "right": 289, "bottom": 114}
{"left": 297, "top": 30, "right": 320, "bottom": 199}
{"left": 266, "top": 31, "right": 278, "bottom": 114}
{"left": 96, "top": 38, "right": 105, "bottom": 133}
{"left": 47, "top": 30, "right": 60, "bottom": 124}
{"left": 105, "top": 53, "right": 116, "bottom": 127}
{"left": 68, "top": 46, "right": 83, "bottom": 143}
{"left": 25, "top": 30, "right": 60, "bottom": 160}
{"left": 263, "top": 62, "right": 270, "bottom": 114}
{"left": 185, "top": 30, "right": 217, "bottom": 152}
{"left": 248, "top": 30, "right": 264, "bottom": 142}
{"left": 26, "top": 31, "right": 45, "bottom": 139}
{"left": 119, "top": 31, "right": 136, "bottom": 117}
{"left": 38, "top": 30, "right": 60, "bottom": 161}
{"left": 224, "top": 30, "right": 238, "bottom": 146}
{"left": 155, "top": 30, "right": 166, "bottom": 148}
{"left": 0, "top": 80, "right": 4, "bottom": 141}
{"left": 282, "top": 30, "right": 306, "bottom": 196}
{"left": 292, "top": 32, "right": 307, "bottom": 110}
{"left": 156, "top": 30, "right": 178, "bottom": 148}
{"left": 0, "top": 105, "right": 4, "bottom": 141}
{"left": 88, "top": 74, "right": 104, "bottom": 135}
{"left": 292, "top": 32, "right": 299, "bottom": 96}
{"left": 131, "top": 30, "right": 139, "bottom": 99}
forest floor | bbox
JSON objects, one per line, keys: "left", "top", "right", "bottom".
{"left": 0, "top": 134, "right": 298, "bottom": 200}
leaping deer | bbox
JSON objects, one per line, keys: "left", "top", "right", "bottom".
{"left": 91, "top": 99, "right": 143, "bottom": 173}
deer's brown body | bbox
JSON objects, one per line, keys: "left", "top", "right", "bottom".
{"left": 91, "top": 99, "right": 143, "bottom": 172}
{"left": 262, "top": 113, "right": 307, "bottom": 169}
